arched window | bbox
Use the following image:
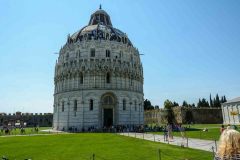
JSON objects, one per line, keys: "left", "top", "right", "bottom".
{"left": 90, "top": 48, "right": 95, "bottom": 57}
{"left": 74, "top": 100, "right": 77, "bottom": 111}
{"left": 103, "top": 96, "right": 114, "bottom": 105}
{"left": 74, "top": 100, "right": 77, "bottom": 117}
{"left": 62, "top": 101, "right": 64, "bottom": 112}
{"left": 106, "top": 49, "right": 111, "bottom": 57}
{"left": 135, "top": 101, "right": 137, "bottom": 111}
{"left": 123, "top": 99, "right": 126, "bottom": 111}
{"left": 80, "top": 73, "right": 83, "bottom": 84}
{"left": 106, "top": 72, "right": 111, "bottom": 83}
{"left": 89, "top": 99, "right": 93, "bottom": 111}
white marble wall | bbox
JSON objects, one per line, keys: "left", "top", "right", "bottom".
{"left": 53, "top": 40, "right": 144, "bottom": 131}
{"left": 222, "top": 102, "right": 240, "bottom": 125}
{"left": 53, "top": 90, "right": 144, "bottom": 130}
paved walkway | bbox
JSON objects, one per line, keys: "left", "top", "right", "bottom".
{"left": 119, "top": 132, "right": 218, "bottom": 152}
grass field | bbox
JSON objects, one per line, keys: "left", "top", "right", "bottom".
{"left": 149, "top": 124, "right": 240, "bottom": 141}
{"left": 0, "top": 133, "right": 213, "bottom": 160}
{"left": 0, "top": 127, "right": 51, "bottom": 136}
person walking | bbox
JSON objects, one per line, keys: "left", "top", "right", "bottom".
{"left": 220, "top": 125, "right": 225, "bottom": 134}
{"left": 163, "top": 126, "right": 168, "bottom": 142}
{"left": 167, "top": 123, "right": 173, "bottom": 141}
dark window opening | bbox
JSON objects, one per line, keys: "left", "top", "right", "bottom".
{"left": 80, "top": 73, "right": 83, "bottom": 84}
{"left": 106, "top": 50, "right": 111, "bottom": 57}
{"left": 135, "top": 101, "right": 137, "bottom": 111}
{"left": 90, "top": 48, "right": 95, "bottom": 57}
{"left": 123, "top": 99, "right": 126, "bottom": 111}
{"left": 62, "top": 101, "right": 64, "bottom": 112}
{"left": 106, "top": 72, "right": 111, "bottom": 83}
{"left": 100, "top": 14, "right": 104, "bottom": 24}
{"left": 74, "top": 100, "right": 77, "bottom": 112}
{"left": 89, "top": 99, "right": 93, "bottom": 111}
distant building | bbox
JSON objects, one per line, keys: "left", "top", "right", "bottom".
{"left": 222, "top": 97, "right": 240, "bottom": 125}
{"left": 0, "top": 112, "right": 53, "bottom": 127}
{"left": 53, "top": 6, "right": 144, "bottom": 131}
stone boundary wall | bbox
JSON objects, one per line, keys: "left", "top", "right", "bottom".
{"left": 0, "top": 112, "right": 53, "bottom": 127}
{"left": 144, "top": 107, "right": 223, "bottom": 124}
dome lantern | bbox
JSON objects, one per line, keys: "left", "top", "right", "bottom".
{"left": 88, "top": 6, "right": 112, "bottom": 26}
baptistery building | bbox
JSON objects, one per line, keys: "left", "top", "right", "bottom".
{"left": 53, "top": 7, "right": 144, "bottom": 131}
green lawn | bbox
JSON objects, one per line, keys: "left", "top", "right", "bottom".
{"left": 0, "top": 133, "right": 213, "bottom": 160}
{"left": 150, "top": 124, "right": 240, "bottom": 141}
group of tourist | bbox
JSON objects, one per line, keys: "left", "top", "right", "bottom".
{"left": 145, "top": 123, "right": 187, "bottom": 141}
{"left": 65, "top": 125, "right": 145, "bottom": 133}
{"left": 0, "top": 126, "right": 39, "bottom": 135}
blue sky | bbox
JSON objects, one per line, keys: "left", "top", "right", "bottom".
{"left": 0, "top": 0, "right": 240, "bottom": 113}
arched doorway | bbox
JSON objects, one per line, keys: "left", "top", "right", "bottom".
{"left": 101, "top": 93, "right": 116, "bottom": 127}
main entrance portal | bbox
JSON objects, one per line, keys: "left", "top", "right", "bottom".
{"left": 104, "top": 109, "right": 113, "bottom": 127}
{"left": 101, "top": 93, "right": 116, "bottom": 127}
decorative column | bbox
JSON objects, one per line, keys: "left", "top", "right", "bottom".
{"left": 82, "top": 100, "right": 85, "bottom": 130}
{"left": 227, "top": 106, "right": 230, "bottom": 124}
{"left": 57, "top": 102, "right": 60, "bottom": 130}
{"left": 67, "top": 99, "right": 70, "bottom": 131}
{"left": 129, "top": 102, "right": 132, "bottom": 126}
{"left": 138, "top": 103, "right": 141, "bottom": 126}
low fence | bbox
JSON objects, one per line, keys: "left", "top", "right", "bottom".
{"left": 119, "top": 132, "right": 218, "bottom": 160}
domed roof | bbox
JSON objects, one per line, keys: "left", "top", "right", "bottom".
{"left": 68, "top": 6, "right": 132, "bottom": 46}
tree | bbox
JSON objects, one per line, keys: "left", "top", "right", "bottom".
{"left": 202, "top": 98, "right": 210, "bottom": 107}
{"left": 223, "top": 96, "right": 227, "bottom": 103}
{"left": 164, "top": 99, "right": 173, "bottom": 109}
{"left": 221, "top": 96, "right": 224, "bottom": 103}
{"left": 164, "top": 100, "right": 175, "bottom": 124}
{"left": 221, "top": 96, "right": 227, "bottom": 103}
{"left": 197, "top": 98, "right": 209, "bottom": 107}
{"left": 210, "top": 94, "right": 213, "bottom": 108}
{"left": 215, "top": 94, "right": 221, "bottom": 108}
{"left": 213, "top": 98, "right": 216, "bottom": 107}
{"left": 144, "top": 99, "right": 154, "bottom": 110}
{"left": 155, "top": 105, "right": 159, "bottom": 109}
{"left": 182, "top": 101, "right": 188, "bottom": 107}
{"left": 197, "top": 99, "right": 202, "bottom": 107}
{"left": 173, "top": 101, "right": 179, "bottom": 107}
